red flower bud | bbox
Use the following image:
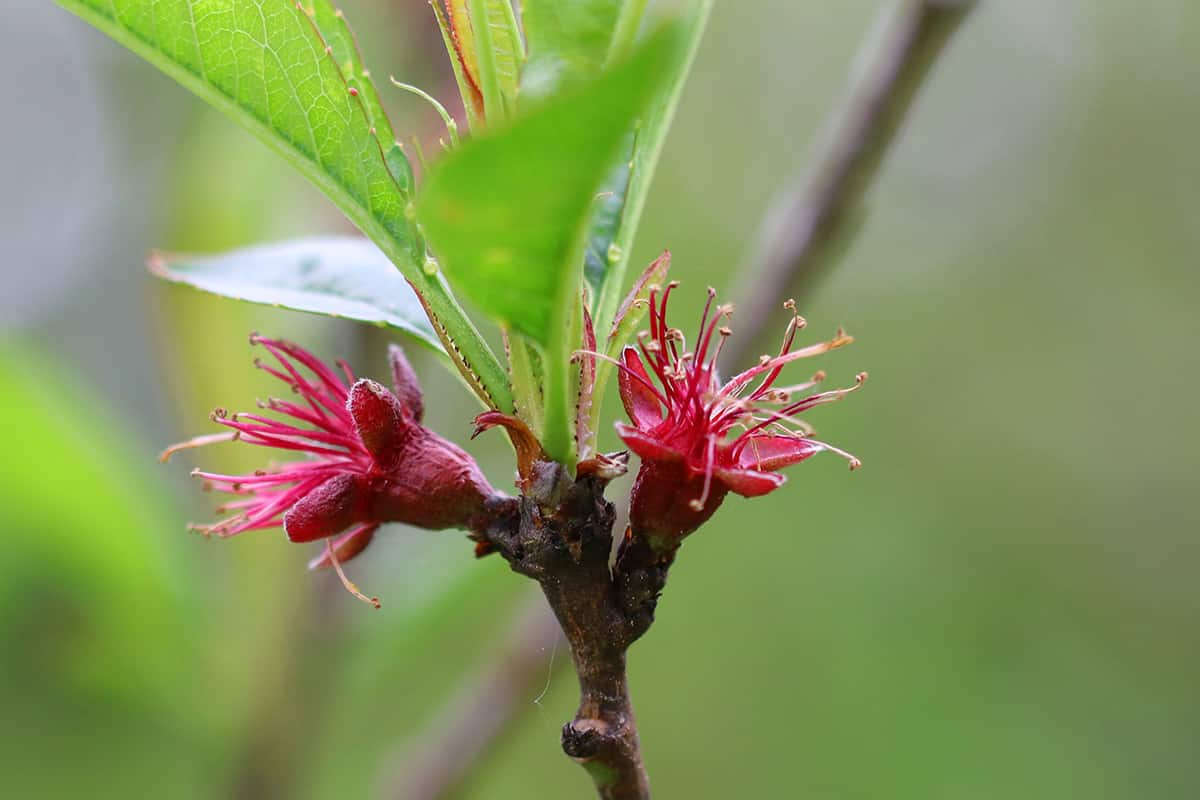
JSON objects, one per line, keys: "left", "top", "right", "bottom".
{"left": 608, "top": 282, "right": 864, "bottom": 550}
{"left": 163, "top": 336, "right": 509, "bottom": 603}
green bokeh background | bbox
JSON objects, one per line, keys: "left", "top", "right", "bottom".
{"left": 2, "top": 1, "right": 1197, "bottom": 797}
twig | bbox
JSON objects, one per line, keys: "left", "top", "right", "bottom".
{"left": 727, "top": 0, "right": 976, "bottom": 364}
{"left": 383, "top": 2, "right": 975, "bottom": 797}
{"left": 470, "top": 456, "right": 663, "bottom": 799}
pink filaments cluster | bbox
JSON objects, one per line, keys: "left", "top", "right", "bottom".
{"left": 609, "top": 283, "right": 865, "bottom": 548}
{"left": 162, "top": 335, "right": 506, "bottom": 606}
{"left": 175, "top": 336, "right": 372, "bottom": 538}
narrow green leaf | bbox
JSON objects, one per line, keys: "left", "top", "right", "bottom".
{"left": 416, "top": 25, "right": 684, "bottom": 345}
{"left": 149, "top": 238, "right": 445, "bottom": 355}
{"left": 506, "top": 333, "right": 545, "bottom": 436}
{"left": 468, "top": 0, "right": 508, "bottom": 123}
{"left": 521, "top": 0, "right": 623, "bottom": 97}
{"left": 592, "top": 0, "right": 713, "bottom": 340}
{"left": 416, "top": 24, "right": 684, "bottom": 462}
{"left": 470, "top": 0, "right": 523, "bottom": 119}
{"left": 55, "top": 0, "right": 512, "bottom": 412}
{"left": 582, "top": 146, "right": 634, "bottom": 304}
{"left": 432, "top": 0, "right": 485, "bottom": 127}
{"left": 606, "top": 0, "right": 651, "bottom": 66}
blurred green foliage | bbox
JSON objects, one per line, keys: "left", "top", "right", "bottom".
{"left": 2, "top": 1, "right": 1198, "bottom": 798}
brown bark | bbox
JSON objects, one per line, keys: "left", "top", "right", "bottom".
{"left": 477, "top": 458, "right": 670, "bottom": 800}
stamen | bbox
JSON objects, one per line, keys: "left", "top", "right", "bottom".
{"left": 336, "top": 358, "right": 355, "bottom": 386}
{"left": 688, "top": 434, "right": 719, "bottom": 512}
{"left": 159, "top": 432, "right": 237, "bottom": 463}
{"left": 735, "top": 372, "right": 868, "bottom": 443}
{"left": 645, "top": 285, "right": 662, "bottom": 341}
{"left": 325, "top": 539, "right": 381, "bottom": 609}
{"left": 780, "top": 372, "right": 868, "bottom": 416}
{"left": 655, "top": 282, "right": 681, "bottom": 353}
{"left": 723, "top": 330, "right": 855, "bottom": 396}
{"left": 806, "top": 438, "right": 863, "bottom": 470}
{"left": 570, "top": 349, "right": 670, "bottom": 406}
{"left": 758, "top": 372, "right": 827, "bottom": 403}
{"left": 695, "top": 287, "right": 718, "bottom": 355}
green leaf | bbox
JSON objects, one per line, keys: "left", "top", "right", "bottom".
{"left": 417, "top": 25, "right": 683, "bottom": 346}
{"left": 468, "top": 0, "right": 523, "bottom": 121}
{"left": 521, "top": 0, "right": 623, "bottom": 97}
{"left": 306, "top": 0, "right": 413, "bottom": 193}
{"left": 432, "top": 0, "right": 485, "bottom": 127}
{"left": 591, "top": 0, "right": 712, "bottom": 340}
{"left": 149, "top": 237, "right": 445, "bottom": 355}
{"left": 417, "top": 25, "right": 685, "bottom": 462}
{"left": 56, "top": 0, "right": 513, "bottom": 412}
{"left": 582, "top": 146, "right": 634, "bottom": 303}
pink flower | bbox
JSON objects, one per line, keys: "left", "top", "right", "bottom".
{"left": 612, "top": 285, "right": 864, "bottom": 548}
{"left": 163, "top": 335, "right": 508, "bottom": 605}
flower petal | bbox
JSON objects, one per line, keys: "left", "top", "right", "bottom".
{"left": 736, "top": 435, "right": 824, "bottom": 471}
{"left": 388, "top": 344, "right": 425, "bottom": 422}
{"left": 615, "top": 422, "right": 684, "bottom": 463}
{"left": 618, "top": 346, "right": 663, "bottom": 429}
{"left": 713, "top": 466, "right": 786, "bottom": 498}
{"left": 283, "top": 474, "right": 369, "bottom": 543}
{"left": 473, "top": 411, "right": 546, "bottom": 483}
{"left": 348, "top": 379, "right": 410, "bottom": 467}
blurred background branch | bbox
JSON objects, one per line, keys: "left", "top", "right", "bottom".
{"left": 383, "top": 595, "right": 562, "bottom": 800}
{"left": 384, "top": 2, "right": 975, "bottom": 797}
{"left": 728, "top": 0, "right": 975, "bottom": 363}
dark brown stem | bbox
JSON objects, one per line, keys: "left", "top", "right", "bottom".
{"left": 386, "top": 2, "right": 977, "bottom": 798}
{"left": 477, "top": 457, "right": 667, "bottom": 799}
